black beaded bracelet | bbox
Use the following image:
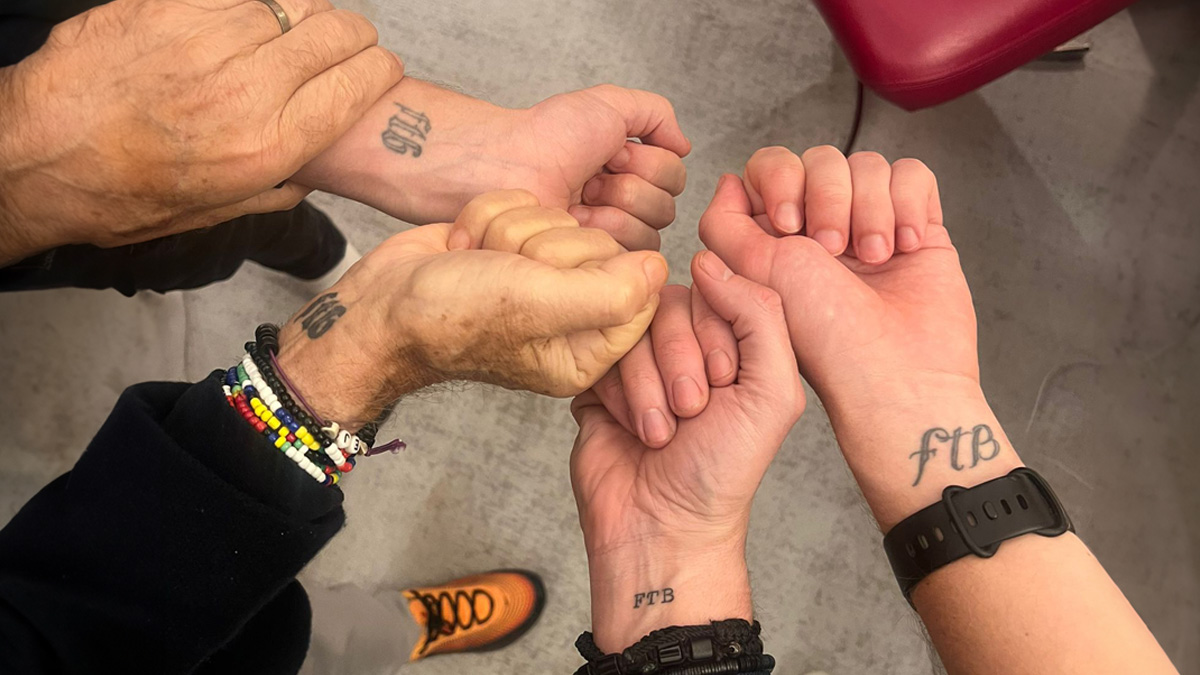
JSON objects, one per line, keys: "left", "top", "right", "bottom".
{"left": 573, "top": 620, "right": 774, "bottom": 675}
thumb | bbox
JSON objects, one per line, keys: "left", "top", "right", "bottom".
{"left": 446, "top": 189, "right": 541, "bottom": 251}
{"left": 690, "top": 250, "right": 803, "bottom": 407}
{"left": 586, "top": 85, "right": 691, "bottom": 157}
{"left": 698, "top": 174, "right": 778, "bottom": 283}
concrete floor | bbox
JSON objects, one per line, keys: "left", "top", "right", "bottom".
{"left": 1, "top": 0, "right": 1198, "bottom": 673}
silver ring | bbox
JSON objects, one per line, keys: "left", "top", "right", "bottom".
{"left": 255, "top": 0, "right": 291, "bottom": 34}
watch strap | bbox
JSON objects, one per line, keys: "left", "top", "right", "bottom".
{"left": 883, "top": 467, "right": 1073, "bottom": 601}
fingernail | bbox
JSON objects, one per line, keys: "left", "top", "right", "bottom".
{"left": 584, "top": 179, "right": 603, "bottom": 203}
{"left": 774, "top": 202, "right": 801, "bottom": 234}
{"left": 643, "top": 255, "right": 669, "bottom": 286}
{"left": 448, "top": 228, "right": 470, "bottom": 251}
{"left": 699, "top": 251, "right": 732, "bottom": 280}
{"left": 713, "top": 174, "right": 729, "bottom": 196}
{"left": 810, "top": 229, "right": 844, "bottom": 255}
{"left": 706, "top": 349, "right": 734, "bottom": 382}
{"left": 642, "top": 408, "right": 673, "bottom": 446}
{"left": 896, "top": 226, "right": 919, "bottom": 252}
{"left": 857, "top": 234, "right": 890, "bottom": 264}
{"left": 609, "top": 146, "right": 631, "bottom": 170}
{"left": 672, "top": 377, "right": 703, "bottom": 413}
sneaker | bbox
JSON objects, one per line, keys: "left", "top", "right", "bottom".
{"left": 403, "top": 569, "right": 546, "bottom": 661}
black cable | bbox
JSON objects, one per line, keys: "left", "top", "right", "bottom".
{"left": 841, "top": 80, "right": 865, "bottom": 155}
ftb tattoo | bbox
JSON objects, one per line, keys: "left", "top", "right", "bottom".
{"left": 294, "top": 292, "right": 346, "bottom": 339}
{"left": 909, "top": 424, "right": 1002, "bottom": 486}
{"left": 633, "top": 588, "right": 674, "bottom": 609}
{"left": 381, "top": 103, "right": 431, "bottom": 157}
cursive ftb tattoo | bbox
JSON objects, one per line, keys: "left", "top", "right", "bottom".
{"left": 633, "top": 587, "right": 674, "bottom": 609}
{"left": 294, "top": 292, "right": 346, "bottom": 339}
{"left": 381, "top": 103, "right": 431, "bottom": 158}
{"left": 909, "top": 424, "right": 1002, "bottom": 486}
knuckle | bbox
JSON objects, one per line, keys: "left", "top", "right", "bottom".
{"left": 892, "top": 157, "right": 929, "bottom": 174}
{"left": 848, "top": 150, "right": 889, "bottom": 168}
{"left": 751, "top": 286, "right": 784, "bottom": 315}
{"left": 607, "top": 283, "right": 642, "bottom": 324}
{"left": 609, "top": 175, "right": 640, "bottom": 209}
{"left": 801, "top": 144, "right": 845, "bottom": 163}
{"left": 808, "top": 181, "right": 852, "bottom": 206}
{"left": 749, "top": 145, "right": 797, "bottom": 164}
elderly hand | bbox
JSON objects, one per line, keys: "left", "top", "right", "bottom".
{"left": 570, "top": 252, "right": 804, "bottom": 652}
{"left": 274, "top": 190, "right": 669, "bottom": 429}
{"left": 0, "top": 0, "right": 404, "bottom": 264}
{"left": 294, "top": 80, "right": 690, "bottom": 251}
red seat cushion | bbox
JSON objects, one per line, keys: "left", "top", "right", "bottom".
{"left": 813, "top": 0, "right": 1135, "bottom": 110}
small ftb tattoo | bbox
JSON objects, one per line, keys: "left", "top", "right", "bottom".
{"left": 909, "top": 424, "right": 1002, "bottom": 486}
{"left": 381, "top": 103, "right": 431, "bottom": 158}
{"left": 633, "top": 587, "right": 674, "bottom": 609}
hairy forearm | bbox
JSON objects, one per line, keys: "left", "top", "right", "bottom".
{"left": 588, "top": 543, "right": 753, "bottom": 653}
{"left": 293, "top": 77, "right": 527, "bottom": 225}
{"left": 827, "top": 387, "right": 1177, "bottom": 674}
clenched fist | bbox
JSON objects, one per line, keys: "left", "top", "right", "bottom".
{"left": 0, "top": 0, "right": 404, "bottom": 263}
{"left": 276, "top": 190, "right": 669, "bottom": 429}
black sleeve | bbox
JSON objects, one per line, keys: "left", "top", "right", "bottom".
{"left": 0, "top": 372, "right": 345, "bottom": 674}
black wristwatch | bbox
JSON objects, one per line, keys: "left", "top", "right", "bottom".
{"left": 883, "top": 467, "right": 1074, "bottom": 601}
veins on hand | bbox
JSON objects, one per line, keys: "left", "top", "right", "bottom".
{"left": 381, "top": 103, "right": 431, "bottom": 158}
{"left": 909, "top": 424, "right": 1002, "bottom": 486}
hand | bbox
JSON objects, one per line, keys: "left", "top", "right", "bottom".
{"left": 701, "top": 147, "right": 1019, "bottom": 528}
{"left": 0, "top": 0, "right": 404, "bottom": 264}
{"left": 275, "top": 190, "right": 668, "bottom": 429}
{"left": 570, "top": 251, "right": 804, "bottom": 652}
{"left": 294, "top": 80, "right": 690, "bottom": 251}
{"left": 587, "top": 283, "right": 739, "bottom": 448}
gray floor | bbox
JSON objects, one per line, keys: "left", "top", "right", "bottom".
{"left": 1, "top": 0, "right": 1198, "bottom": 673}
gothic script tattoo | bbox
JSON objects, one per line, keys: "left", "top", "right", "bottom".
{"left": 294, "top": 292, "right": 346, "bottom": 339}
{"left": 381, "top": 103, "right": 431, "bottom": 158}
{"left": 909, "top": 424, "right": 1002, "bottom": 486}
{"left": 633, "top": 587, "right": 674, "bottom": 609}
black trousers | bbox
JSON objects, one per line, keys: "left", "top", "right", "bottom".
{"left": 0, "top": 202, "right": 347, "bottom": 296}
{"left": 0, "top": 0, "right": 346, "bottom": 296}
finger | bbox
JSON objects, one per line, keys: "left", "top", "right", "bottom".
{"left": 889, "top": 158, "right": 937, "bottom": 253}
{"left": 277, "top": 46, "right": 405, "bottom": 166}
{"left": 569, "top": 205, "right": 660, "bottom": 251}
{"left": 847, "top": 151, "right": 896, "bottom": 265}
{"left": 691, "top": 251, "right": 803, "bottom": 403}
{"left": 590, "top": 368, "right": 637, "bottom": 435}
{"left": 483, "top": 206, "right": 578, "bottom": 254}
{"left": 606, "top": 142, "right": 687, "bottom": 196}
{"left": 230, "top": 0, "right": 334, "bottom": 41}
{"left": 691, "top": 287, "right": 739, "bottom": 387}
{"left": 799, "top": 145, "right": 852, "bottom": 256}
{"left": 255, "top": 9, "right": 380, "bottom": 86}
{"left": 581, "top": 173, "right": 676, "bottom": 230}
{"left": 650, "top": 285, "right": 708, "bottom": 418}
{"left": 743, "top": 146, "right": 805, "bottom": 235}
{"left": 584, "top": 85, "right": 691, "bottom": 156}
{"left": 618, "top": 333, "right": 677, "bottom": 448}
{"left": 521, "top": 226, "right": 624, "bottom": 269}
{"left": 205, "top": 181, "right": 312, "bottom": 222}
{"left": 521, "top": 251, "right": 668, "bottom": 335}
{"left": 696, "top": 174, "right": 777, "bottom": 283}
{"left": 448, "top": 189, "right": 541, "bottom": 250}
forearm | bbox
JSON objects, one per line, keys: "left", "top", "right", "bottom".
{"left": 827, "top": 387, "right": 1177, "bottom": 674}
{"left": 293, "top": 77, "right": 527, "bottom": 225}
{"left": 587, "top": 542, "right": 753, "bottom": 653}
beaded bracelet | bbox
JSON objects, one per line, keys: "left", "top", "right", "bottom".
{"left": 220, "top": 324, "right": 406, "bottom": 487}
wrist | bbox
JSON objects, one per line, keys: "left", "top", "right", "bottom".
{"left": 275, "top": 283, "right": 438, "bottom": 431}
{"left": 0, "top": 64, "right": 56, "bottom": 264}
{"left": 586, "top": 538, "right": 752, "bottom": 653}
{"left": 825, "top": 384, "right": 1024, "bottom": 532}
